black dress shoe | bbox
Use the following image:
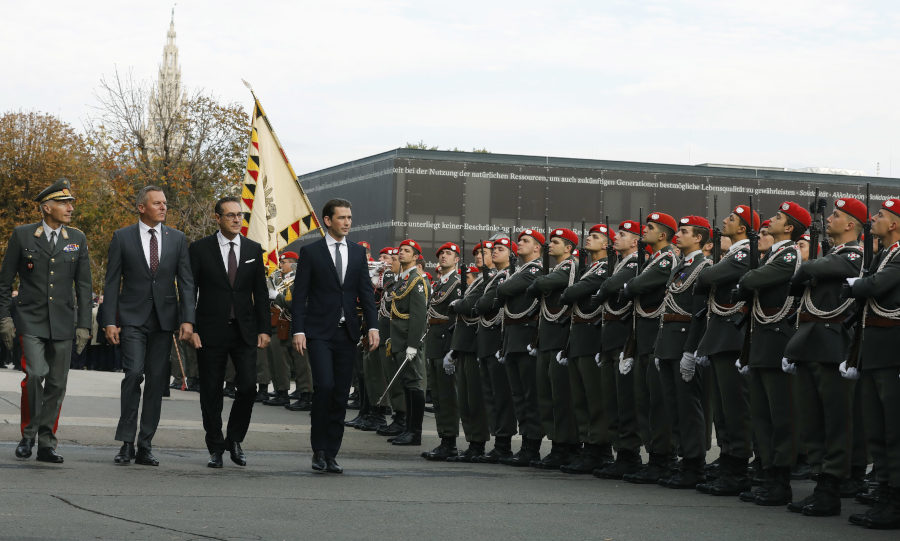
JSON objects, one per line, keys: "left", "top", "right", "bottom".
{"left": 36, "top": 447, "right": 64, "bottom": 463}
{"left": 207, "top": 452, "right": 224, "bottom": 468}
{"left": 223, "top": 385, "right": 236, "bottom": 399}
{"left": 135, "top": 448, "right": 159, "bottom": 466}
{"left": 226, "top": 440, "right": 246, "bottom": 466}
{"left": 263, "top": 391, "right": 290, "bottom": 406}
{"left": 15, "top": 437, "right": 34, "bottom": 459}
{"left": 286, "top": 394, "right": 312, "bottom": 411}
{"left": 325, "top": 457, "right": 343, "bottom": 474}
{"left": 114, "top": 442, "right": 135, "bottom": 465}
{"left": 312, "top": 450, "right": 327, "bottom": 472}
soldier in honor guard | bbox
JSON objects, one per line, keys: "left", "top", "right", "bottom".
{"left": 617, "top": 212, "right": 678, "bottom": 484}
{"left": 654, "top": 216, "right": 713, "bottom": 488}
{"left": 375, "top": 248, "right": 408, "bottom": 436}
{"left": 1, "top": 179, "right": 92, "bottom": 463}
{"left": 496, "top": 229, "right": 545, "bottom": 466}
{"left": 558, "top": 224, "right": 615, "bottom": 474}
{"left": 473, "top": 237, "right": 519, "bottom": 463}
{"left": 694, "top": 204, "right": 760, "bottom": 496}
{"left": 734, "top": 202, "right": 810, "bottom": 506}
{"left": 843, "top": 198, "right": 900, "bottom": 530}
{"left": 593, "top": 220, "right": 642, "bottom": 479}
{"left": 385, "top": 239, "right": 429, "bottom": 446}
{"left": 526, "top": 228, "right": 580, "bottom": 469}
{"left": 783, "top": 197, "right": 866, "bottom": 516}
{"left": 446, "top": 242, "right": 493, "bottom": 461}
{"left": 421, "top": 242, "right": 462, "bottom": 460}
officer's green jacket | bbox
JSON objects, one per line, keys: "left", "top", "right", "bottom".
{"left": 654, "top": 250, "right": 711, "bottom": 360}
{"left": 424, "top": 270, "right": 460, "bottom": 359}
{"left": 450, "top": 272, "right": 486, "bottom": 353}
{"left": 377, "top": 271, "right": 397, "bottom": 339}
{"left": 389, "top": 267, "right": 428, "bottom": 353}
{"left": 595, "top": 252, "right": 638, "bottom": 352}
{"left": 849, "top": 240, "right": 900, "bottom": 370}
{"left": 738, "top": 240, "right": 800, "bottom": 368}
{"left": 784, "top": 241, "right": 862, "bottom": 364}
{"left": 497, "top": 259, "right": 541, "bottom": 354}
{"left": 560, "top": 257, "right": 608, "bottom": 358}
{"left": 0, "top": 222, "right": 92, "bottom": 340}
{"left": 529, "top": 256, "right": 576, "bottom": 352}
{"left": 695, "top": 239, "right": 753, "bottom": 356}
{"left": 475, "top": 268, "right": 504, "bottom": 358}
{"left": 625, "top": 244, "right": 677, "bottom": 356}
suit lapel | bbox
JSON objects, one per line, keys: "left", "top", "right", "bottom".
{"left": 210, "top": 234, "right": 231, "bottom": 287}
{"left": 319, "top": 239, "right": 342, "bottom": 288}
{"left": 33, "top": 226, "right": 52, "bottom": 255}
{"left": 131, "top": 224, "right": 151, "bottom": 274}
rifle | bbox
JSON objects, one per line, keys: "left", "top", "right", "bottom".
{"left": 578, "top": 219, "right": 587, "bottom": 271}
{"left": 542, "top": 213, "right": 550, "bottom": 274}
{"left": 808, "top": 188, "right": 829, "bottom": 260}
{"left": 737, "top": 195, "right": 759, "bottom": 369}
{"left": 621, "top": 208, "right": 645, "bottom": 362}
{"left": 712, "top": 195, "right": 722, "bottom": 263}
{"left": 605, "top": 215, "right": 617, "bottom": 274}
{"left": 845, "top": 183, "right": 873, "bottom": 369}
{"left": 460, "top": 238, "right": 468, "bottom": 297}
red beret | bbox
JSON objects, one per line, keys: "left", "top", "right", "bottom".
{"left": 493, "top": 237, "right": 518, "bottom": 255}
{"left": 760, "top": 219, "right": 771, "bottom": 229}
{"left": 436, "top": 242, "right": 460, "bottom": 256}
{"left": 279, "top": 251, "right": 299, "bottom": 261}
{"left": 425, "top": 271, "right": 432, "bottom": 280}
{"left": 801, "top": 233, "right": 811, "bottom": 242}
{"left": 835, "top": 197, "right": 868, "bottom": 224}
{"left": 357, "top": 241, "right": 370, "bottom": 249}
{"left": 572, "top": 248, "right": 580, "bottom": 258}
{"left": 518, "top": 228, "right": 546, "bottom": 245}
{"left": 733, "top": 205, "right": 761, "bottom": 232}
{"left": 460, "top": 265, "right": 480, "bottom": 275}
{"left": 399, "top": 239, "right": 421, "bottom": 254}
{"left": 379, "top": 246, "right": 396, "bottom": 256}
{"left": 550, "top": 228, "right": 579, "bottom": 246}
{"left": 678, "top": 215, "right": 712, "bottom": 233}
{"left": 647, "top": 212, "right": 677, "bottom": 233}
{"left": 472, "top": 241, "right": 494, "bottom": 255}
{"left": 883, "top": 198, "right": 900, "bottom": 218}
{"left": 589, "top": 224, "right": 616, "bottom": 243}
{"left": 619, "top": 220, "right": 641, "bottom": 235}
{"left": 779, "top": 201, "right": 812, "bottom": 229}
{"left": 671, "top": 234, "right": 680, "bottom": 244}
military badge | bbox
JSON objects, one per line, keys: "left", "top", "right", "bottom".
{"left": 847, "top": 253, "right": 861, "bottom": 261}
{"left": 26, "top": 261, "right": 34, "bottom": 271}
{"left": 783, "top": 253, "right": 796, "bottom": 263}
{"left": 529, "top": 267, "right": 538, "bottom": 274}
{"left": 62, "top": 244, "right": 79, "bottom": 252}
{"left": 659, "top": 259, "right": 670, "bottom": 268}
{"left": 735, "top": 252, "right": 747, "bottom": 261}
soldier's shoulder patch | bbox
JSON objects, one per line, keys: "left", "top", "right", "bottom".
{"left": 659, "top": 259, "right": 671, "bottom": 268}
{"left": 626, "top": 262, "right": 637, "bottom": 268}
{"left": 417, "top": 284, "right": 424, "bottom": 293}
{"left": 782, "top": 252, "right": 796, "bottom": 263}
{"left": 529, "top": 267, "right": 539, "bottom": 274}
{"left": 846, "top": 252, "right": 861, "bottom": 261}
{"left": 734, "top": 252, "right": 747, "bottom": 261}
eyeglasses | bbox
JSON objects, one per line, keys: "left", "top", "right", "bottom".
{"left": 220, "top": 213, "right": 242, "bottom": 220}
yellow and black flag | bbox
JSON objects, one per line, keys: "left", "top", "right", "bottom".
{"left": 240, "top": 85, "right": 322, "bottom": 272}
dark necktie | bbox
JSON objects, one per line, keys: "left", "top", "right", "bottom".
{"left": 228, "top": 242, "right": 237, "bottom": 317}
{"left": 49, "top": 231, "right": 57, "bottom": 251}
{"left": 334, "top": 242, "right": 343, "bottom": 286}
{"left": 149, "top": 229, "right": 159, "bottom": 274}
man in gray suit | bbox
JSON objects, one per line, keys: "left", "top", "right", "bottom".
{"left": 103, "top": 185, "right": 195, "bottom": 466}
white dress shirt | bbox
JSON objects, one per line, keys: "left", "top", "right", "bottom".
{"left": 41, "top": 222, "right": 62, "bottom": 245}
{"left": 325, "top": 231, "right": 348, "bottom": 283}
{"left": 138, "top": 220, "right": 162, "bottom": 267}
{"left": 216, "top": 231, "right": 242, "bottom": 270}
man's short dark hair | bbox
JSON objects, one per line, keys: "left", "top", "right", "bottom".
{"left": 784, "top": 214, "right": 807, "bottom": 242}
{"left": 215, "top": 196, "right": 241, "bottom": 216}
{"left": 689, "top": 226, "right": 710, "bottom": 246}
{"left": 322, "top": 198, "right": 352, "bottom": 220}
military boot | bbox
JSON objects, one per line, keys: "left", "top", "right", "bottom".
{"left": 700, "top": 455, "right": 752, "bottom": 496}
{"left": 593, "top": 449, "right": 642, "bottom": 480}
{"left": 801, "top": 473, "right": 841, "bottom": 516}
{"left": 392, "top": 389, "right": 425, "bottom": 446}
{"left": 849, "top": 486, "right": 900, "bottom": 529}
{"left": 531, "top": 442, "right": 572, "bottom": 470}
{"left": 448, "top": 441, "right": 486, "bottom": 462}
{"left": 623, "top": 453, "right": 671, "bottom": 484}
{"left": 378, "top": 412, "right": 408, "bottom": 437}
{"left": 476, "top": 436, "right": 513, "bottom": 463}
{"left": 500, "top": 438, "right": 542, "bottom": 467}
{"left": 422, "top": 437, "right": 458, "bottom": 461}
{"left": 841, "top": 467, "right": 869, "bottom": 498}
{"left": 857, "top": 482, "right": 890, "bottom": 506}
{"left": 661, "top": 457, "right": 706, "bottom": 489}
{"left": 755, "top": 466, "right": 792, "bottom": 506}
{"left": 358, "top": 407, "right": 389, "bottom": 431}
{"left": 562, "top": 444, "right": 608, "bottom": 474}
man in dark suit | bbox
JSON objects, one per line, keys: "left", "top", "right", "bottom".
{"left": 103, "top": 185, "right": 195, "bottom": 466}
{"left": 188, "top": 196, "right": 270, "bottom": 468}
{"left": 292, "top": 198, "right": 379, "bottom": 473}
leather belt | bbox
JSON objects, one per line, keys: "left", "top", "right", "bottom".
{"left": 428, "top": 318, "right": 450, "bottom": 325}
{"left": 865, "top": 315, "right": 900, "bottom": 328}
{"left": 572, "top": 315, "right": 601, "bottom": 324}
{"left": 662, "top": 314, "right": 692, "bottom": 323}
{"left": 503, "top": 315, "right": 537, "bottom": 326}
{"left": 798, "top": 313, "right": 846, "bottom": 324}
{"left": 758, "top": 307, "right": 785, "bottom": 316}
{"left": 603, "top": 312, "right": 626, "bottom": 321}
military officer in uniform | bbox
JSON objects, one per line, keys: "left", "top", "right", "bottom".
{"left": 736, "top": 201, "right": 809, "bottom": 506}
{"left": 376, "top": 248, "right": 408, "bottom": 436}
{"left": 559, "top": 224, "right": 614, "bottom": 474}
{"left": 655, "top": 216, "right": 712, "bottom": 488}
{"left": 694, "top": 204, "right": 760, "bottom": 496}
{"left": 844, "top": 198, "right": 900, "bottom": 530}
{"left": 784, "top": 197, "right": 866, "bottom": 516}
{"left": 422, "top": 242, "right": 462, "bottom": 460}
{"left": 386, "top": 239, "right": 429, "bottom": 446}
{"left": 1, "top": 179, "right": 92, "bottom": 463}
{"left": 496, "top": 229, "right": 545, "bottom": 466}
{"left": 527, "top": 228, "right": 579, "bottom": 469}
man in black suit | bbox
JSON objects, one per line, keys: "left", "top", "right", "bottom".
{"left": 104, "top": 186, "right": 195, "bottom": 466}
{"left": 292, "top": 198, "right": 379, "bottom": 473}
{"left": 188, "top": 197, "right": 270, "bottom": 468}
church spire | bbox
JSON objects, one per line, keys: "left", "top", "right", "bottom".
{"left": 146, "top": 8, "right": 185, "bottom": 157}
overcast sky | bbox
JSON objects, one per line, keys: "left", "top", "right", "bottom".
{"left": 4, "top": 0, "right": 900, "bottom": 177}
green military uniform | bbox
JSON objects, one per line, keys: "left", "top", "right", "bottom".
{"left": 694, "top": 238, "right": 754, "bottom": 495}
{"left": 375, "top": 271, "right": 406, "bottom": 435}
{"left": 654, "top": 249, "right": 711, "bottom": 487}
{"left": 785, "top": 240, "right": 863, "bottom": 514}
{"left": 593, "top": 251, "right": 641, "bottom": 478}
{"left": 738, "top": 239, "right": 802, "bottom": 504}
{"left": 448, "top": 271, "right": 490, "bottom": 460}
{"left": 558, "top": 256, "right": 610, "bottom": 473}
{"left": 0, "top": 179, "right": 92, "bottom": 459}
{"left": 474, "top": 267, "right": 499, "bottom": 439}
{"left": 388, "top": 265, "right": 429, "bottom": 445}
{"left": 847, "top": 237, "right": 900, "bottom": 528}
{"left": 422, "top": 268, "right": 461, "bottom": 460}
{"left": 528, "top": 255, "right": 578, "bottom": 468}
{"left": 623, "top": 244, "right": 678, "bottom": 482}
{"left": 496, "top": 258, "right": 543, "bottom": 465}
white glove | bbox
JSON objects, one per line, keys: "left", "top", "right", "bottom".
{"left": 845, "top": 277, "right": 860, "bottom": 287}
{"left": 268, "top": 287, "right": 278, "bottom": 300}
{"left": 526, "top": 344, "right": 538, "bottom": 357}
{"left": 781, "top": 357, "right": 797, "bottom": 375}
{"left": 595, "top": 352, "right": 602, "bottom": 368}
{"left": 450, "top": 299, "right": 461, "bottom": 311}
{"left": 654, "top": 357, "right": 660, "bottom": 371}
{"left": 680, "top": 351, "right": 696, "bottom": 382}
{"left": 443, "top": 350, "right": 456, "bottom": 375}
{"left": 839, "top": 360, "right": 859, "bottom": 380}
{"left": 405, "top": 347, "right": 417, "bottom": 362}
{"left": 694, "top": 351, "right": 709, "bottom": 367}
{"left": 735, "top": 358, "right": 750, "bottom": 376}
{"left": 556, "top": 350, "right": 568, "bottom": 366}
{"left": 495, "top": 350, "right": 505, "bottom": 364}
{"left": 618, "top": 351, "right": 633, "bottom": 375}
{"left": 0, "top": 317, "right": 15, "bottom": 351}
